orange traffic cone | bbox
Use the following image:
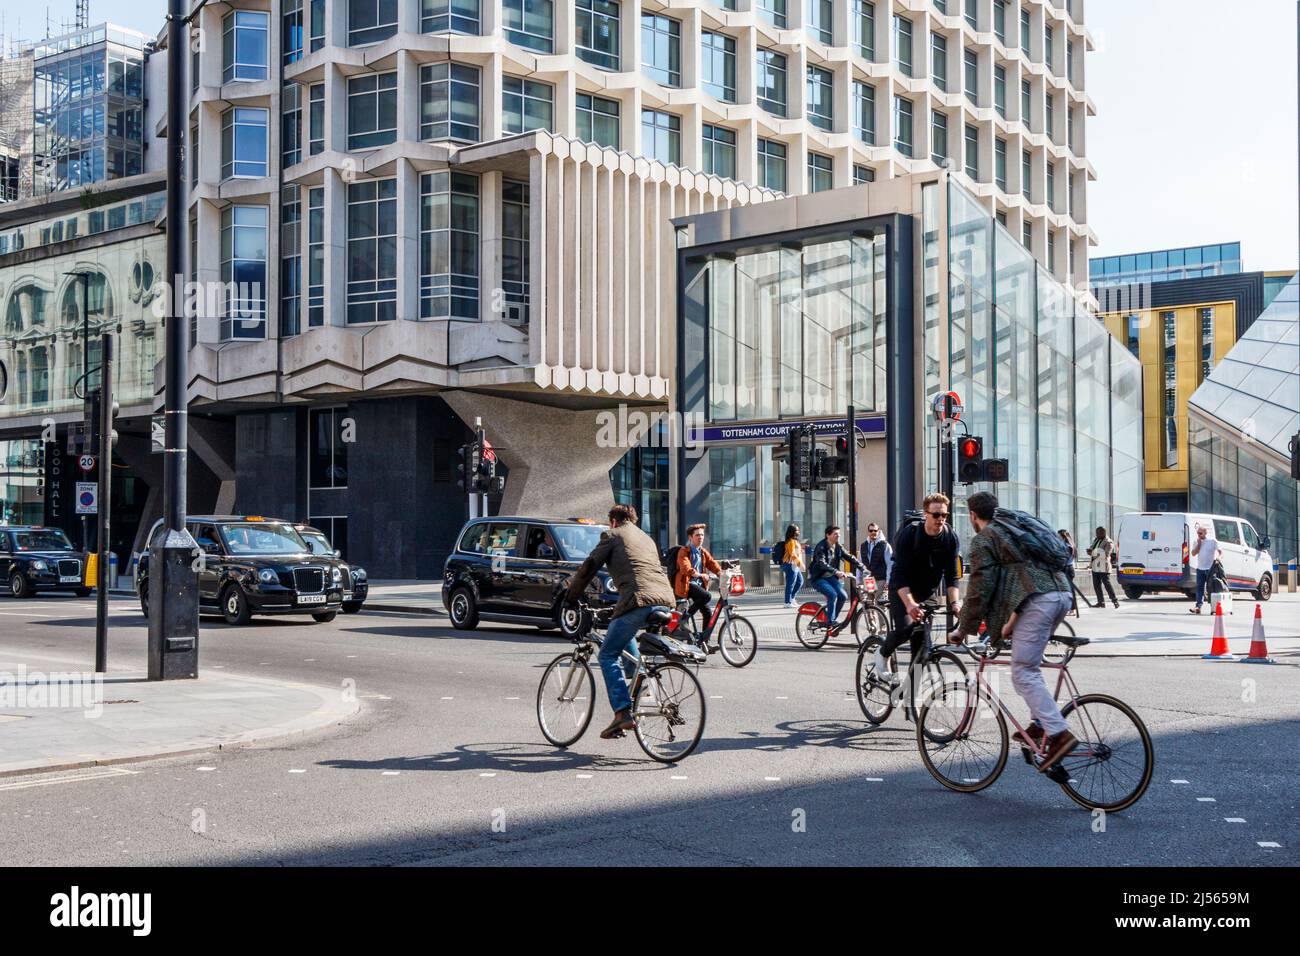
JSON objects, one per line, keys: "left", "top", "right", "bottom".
{"left": 1241, "top": 604, "right": 1276, "bottom": 664}
{"left": 1201, "top": 602, "right": 1236, "bottom": 661}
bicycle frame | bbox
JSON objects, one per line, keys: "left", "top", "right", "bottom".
{"left": 674, "top": 570, "right": 737, "bottom": 640}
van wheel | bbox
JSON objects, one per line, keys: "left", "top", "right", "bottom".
{"left": 448, "top": 587, "right": 479, "bottom": 630}
{"left": 220, "top": 585, "right": 251, "bottom": 626}
{"left": 1122, "top": 586, "right": 1142, "bottom": 600}
{"left": 1253, "top": 574, "right": 1273, "bottom": 602}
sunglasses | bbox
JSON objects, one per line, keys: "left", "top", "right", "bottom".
{"left": 927, "top": 511, "right": 949, "bottom": 520}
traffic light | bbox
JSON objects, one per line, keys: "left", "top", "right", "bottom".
{"left": 981, "top": 457, "right": 1010, "bottom": 482}
{"left": 784, "top": 425, "right": 816, "bottom": 492}
{"left": 456, "top": 442, "right": 482, "bottom": 491}
{"left": 818, "top": 435, "right": 852, "bottom": 482}
{"left": 476, "top": 453, "right": 495, "bottom": 494}
{"left": 957, "top": 435, "right": 984, "bottom": 484}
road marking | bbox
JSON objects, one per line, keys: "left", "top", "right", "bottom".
{"left": 360, "top": 694, "right": 391, "bottom": 700}
{"left": 710, "top": 695, "right": 724, "bottom": 700}
{"left": 1170, "top": 779, "right": 1189, "bottom": 784}
{"left": 441, "top": 696, "right": 454, "bottom": 700}
{"left": 479, "top": 772, "right": 496, "bottom": 778}
{"left": 866, "top": 777, "right": 884, "bottom": 782}
{"left": 1224, "top": 818, "right": 1246, "bottom": 823}
{"left": 1258, "top": 842, "right": 1281, "bottom": 848}
{"left": 288, "top": 769, "right": 306, "bottom": 774}
{"left": 775, "top": 696, "right": 789, "bottom": 700}
{"left": 381, "top": 771, "right": 400, "bottom": 776}
{"left": 505, "top": 697, "right": 520, "bottom": 701}
{"left": 764, "top": 776, "right": 780, "bottom": 782}
{"left": 211, "top": 665, "right": 225, "bottom": 669}
{"left": 346, "top": 655, "right": 358, "bottom": 659}
{"left": 576, "top": 774, "right": 592, "bottom": 779}
{"left": 303, "top": 658, "right": 317, "bottom": 662}
{"left": 1196, "top": 797, "right": 1216, "bottom": 802}
{"left": 0, "top": 767, "right": 137, "bottom": 792}
{"left": 196, "top": 766, "right": 216, "bottom": 772}
{"left": 671, "top": 775, "right": 687, "bottom": 780}
{"left": 258, "top": 662, "right": 271, "bottom": 666}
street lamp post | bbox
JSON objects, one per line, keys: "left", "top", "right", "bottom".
{"left": 147, "top": 0, "right": 199, "bottom": 680}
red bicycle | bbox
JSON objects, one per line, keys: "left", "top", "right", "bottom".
{"left": 794, "top": 574, "right": 890, "bottom": 649}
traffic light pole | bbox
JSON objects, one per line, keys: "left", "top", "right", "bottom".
{"left": 476, "top": 422, "right": 488, "bottom": 518}
{"left": 94, "top": 333, "right": 112, "bottom": 674}
{"left": 846, "top": 404, "right": 858, "bottom": 558}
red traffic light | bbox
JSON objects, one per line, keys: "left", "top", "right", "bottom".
{"left": 961, "top": 437, "right": 982, "bottom": 459}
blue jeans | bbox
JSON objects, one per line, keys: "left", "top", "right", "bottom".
{"left": 598, "top": 605, "right": 668, "bottom": 713}
{"left": 812, "top": 577, "right": 848, "bottom": 623}
{"left": 782, "top": 564, "right": 804, "bottom": 604}
{"left": 1194, "top": 568, "right": 1210, "bottom": 608}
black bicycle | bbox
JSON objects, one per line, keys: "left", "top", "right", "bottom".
{"left": 536, "top": 602, "right": 708, "bottom": 763}
{"left": 855, "top": 604, "right": 968, "bottom": 736}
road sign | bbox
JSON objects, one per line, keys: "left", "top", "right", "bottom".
{"left": 78, "top": 454, "right": 97, "bottom": 473}
{"left": 482, "top": 437, "right": 496, "bottom": 462}
{"left": 76, "top": 482, "right": 98, "bottom": 515}
{"left": 932, "top": 390, "right": 963, "bottom": 424}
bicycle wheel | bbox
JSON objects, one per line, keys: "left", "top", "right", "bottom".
{"left": 855, "top": 637, "right": 897, "bottom": 724}
{"left": 852, "top": 605, "right": 890, "bottom": 648}
{"left": 1043, "top": 618, "right": 1076, "bottom": 664}
{"left": 916, "top": 678, "right": 1008, "bottom": 793}
{"left": 717, "top": 614, "right": 758, "bottom": 668}
{"left": 795, "top": 606, "right": 830, "bottom": 649}
{"left": 913, "top": 649, "right": 969, "bottom": 744}
{"left": 1055, "top": 694, "right": 1154, "bottom": 812}
{"left": 633, "top": 663, "right": 706, "bottom": 763}
{"left": 536, "top": 653, "right": 595, "bottom": 748}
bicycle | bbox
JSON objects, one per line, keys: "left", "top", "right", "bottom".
{"left": 915, "top": 631, "right": 1154, "bottom": 811}
{"left": 536, "top": 602, "right": 708, "bottom": 763}
{"left": 670, "top": 562, "right": 757, "bottom": 667}
{"left": 855, "top": 604, "right": 967, "bottom": 733}
{"left": 794, "top": 573, "right": 890, "bottom": 650}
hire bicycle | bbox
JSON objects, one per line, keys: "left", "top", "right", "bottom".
{"left": 794, "top": 574, "right": 891, "bottom": 650}
{"left": 536, "top": 602, "right": 708, "bottom": 763}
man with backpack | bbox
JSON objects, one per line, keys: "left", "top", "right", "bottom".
{"left": 672, "top": 524, "right": 722, "bottom": 639}
{"left": 953, "top": 491, "right": 1078, "bottom": 773}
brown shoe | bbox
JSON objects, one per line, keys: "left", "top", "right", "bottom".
{"left": 599, "top": 708, "right": 636, "bottom": 739}
{"left": 1038, "top": 730, "right": 1079, "bottom": 773}
{"left": 1189, "top": 607, "right": 1201, "bottom": 614}
{"left": 1015, "top": 723, "right": 1045, "bottom": 749}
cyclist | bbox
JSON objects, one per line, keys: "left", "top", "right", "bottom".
{"left": 564, "top": 504, "right": 677, "bottom": 740}
{"left": 952, "top": 491, "right": 1078, "bottom": 772}
{"left": 808, "top": 525, "right": 866, "bottom": 630}
{"left": 674, "top": 523, "right": 723, "bottom": 642}
{"left": 859, "top": 522, "right": 893, "bottom": 596}
{"left": 871, "top": 493, "right": 961, "bottom": 685}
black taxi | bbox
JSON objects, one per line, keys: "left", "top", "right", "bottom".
{"left": 441, "top": 516, "right": 617, "bottom": 637}
{"left": 135, "top": 516, "right": 351, "bottom": 625}
{"left": 294, "top": 524, "right": 368, "bottom": 614}
{"left": 1, "top": 526, "right": 92, "bottom": 598}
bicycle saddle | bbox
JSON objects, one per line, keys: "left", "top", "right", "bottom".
{"left": 646, "top": 608, "right": 674, "bottom": 628}
{"left": 1050, "top": 634, "right": 1090, "bottom": 647}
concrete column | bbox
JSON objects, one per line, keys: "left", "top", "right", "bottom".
{"left": 324, "top": 65, "right": 346, "bottom": 153}
{"left": 195, "top": 200, "right": 221, "bottom": 343}
{"left": 323, "top": 168, "right": 348, "bottom": 326}
{"left": 396, "top": 158, "right": 420, "bottom": 322}
{"left": 397, "top": 51, "right": 420, "bottom": 144}
{"left": 479, "top": 170, "right": 503, "bottom": 323}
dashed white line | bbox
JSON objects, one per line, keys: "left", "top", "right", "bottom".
{"left": 576, "top": 774, "right": 593, "bottom": 779}
{"left": 479, "top": 772, "right": 496, "bottom": 778}
{"left": 710, "top": 695, "right": 724, "bottom": 699}
{"left": 1224, "top": 818, "right": 1246, "bottom": 823}
{"left": 671, "top": 775, "right": 687, "bottom": 780}
{"left": 303, "top": 658, "right": 317, "bottom": 662}
{"left": 505, "top": 696, "right": 520, "bottom": 700}
{"left": 775, "top": 696, "right": 789, "bottom": 700}
{"left": 764, "top": 776, "right": 781, "bottom": 782}
{"left": 441, "top": 696, "right": 454, "bottom": 700}
{"left": 1258, "top": 842, "right": 1281, "bottom": 848}
{"left": 866, "top": 777, "right": 884, "bottom": 782}
{"left": 196, "top": 766, "right": 216, "bottom": 772}
{"left": 1170, "top": 779, "right": 1190, "bottom": 784}
{"left": 346, "top": 655, "right": 358, "bottom": 659}
{"left": 288, "top": 769, "right": 307, "bottom": 774}
{"left": 381, "top": 771, "right": 400, "bottom": 776}
{"left": 1196, "top": 797, "right": 1216, "bottom": 802}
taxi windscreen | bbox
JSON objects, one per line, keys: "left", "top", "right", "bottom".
{"left": 550, "top": 524, "right": 608, "bottom": 561}
{"left": 220, "top": 523, "right": 308, "bottom": 556}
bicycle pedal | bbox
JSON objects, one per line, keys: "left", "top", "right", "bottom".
{"left": 1043, "top": 763, "right": 1070, "bottom": 784}
{"left": 608, "top": 729, "right": 627, "bottom": 739}
{"left": 1019, "top": 746, "right": 1034, "bottom": 766}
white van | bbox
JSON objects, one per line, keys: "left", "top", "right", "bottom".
{"left": 1116, "top": 513, "right": 1275, "bottom": 601}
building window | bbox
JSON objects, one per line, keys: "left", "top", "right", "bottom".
{"left": 854, "top": 1, "right": 874, "bottom": 59}
{"left": 309, "top": 408, "right": 349, "bottom": 489}
{"left": 892, "top": 95, "right": 913, "bottom": 157}
{"left": 807, "top": 151, "right": 833, "bottom": 192}
{"left": 757, "top": 0, "right": 788, "bottom": 29}
{"left": 1047, "top": 161, "right": 1056, "bottom": 211}
{"left": 853, "top": 81, "right": 875, "bottom": 145}
{"left": 994, "top": 63, "right": 1006, "bottom": 117}
{"left": 757, "top": 138, "right": 787, "bottom": 191}
{"left": 963, "top": 123, "right": 978, "bottom": 179}
{"left": 756, "top": 49, "right": 787, "bottom": 117}
{"left": 222, "top": 11, "right": 269, "bottom": 83}
{"left": 931, "top": 32, "right": 947, "bottom": 91}
{"left": 309, "top": 84, "right": 324, "bottom": 155}
{"left": 807, "top": 0, "right": 833, "bottom": 44}
{"left": 1200, "top": 307, "right": 1214, "bottom": 381}
{"left": 964, "top": 0, "right": 978, "bottom": 29}
{"left": 420, "top": 63, "right": 480, "bottom": 141}
{"left": 963, "top": 47, "right": 978, "bottom": 103}
{"left": 307, "top": 187, "right": 324, "bottom": 327}
{"left": 284, "top": 0, "right": 304, "bottom": 65}
{"left": 189, "top": 121, "right": 199, "bottom": 189}
{"left": 1044, "top": 23, "right": 1054, "bottom": 71}
{"left": 1022, "top": 219, "right": 1031, "bottom": 251}
{"left": 1068, "top": 170, "right": 1076, "bottom": 216}
{"left": 1021, "top": 149, "right": 1031, "bottom": 200}
{"left": 347, "top": 73, "right": 398, "bottom": 150}
{"left": 994, "top": 136, "right": 1007, "bottom": 190}
{"left": 853, "top": 164, "right": 875, "bottom": 184}
{"left": 1068, "top": 105, "right": 1076, "bottom": 151}
{"left": 576, "top": 0, "right": 621, "bottom": 71}
{"left": 503, "top": 0, "right": 554, "bottom": 53}
{"left": 1125, "top": 314, "right": 1141, "bottom": 358}
{"left": 641, "top": 13, "right": 680, "bottom": 87}
{"left": 576, "top": 93, "right": 620, "bottom": 148}
{"left": 1021, "top": 78, "right": 1031, "bottom": 127}
{"left": 346, "top": 179, "right": 398, "bottom": 324}
{"left": 1162, "top": 311, "right": 1177, "bottom": 467}
{"left": 349, "top": 0, "right": 399, "bottom": 46}
{"left": 1045, "top": 92, "right": 1054, "bottom": 140}
{"left": 702, "top": 124, "right": 737, "bottom": 178}
{"left": 893, "top": 16, "right": 913, "bottom": 77}
{"left": 701, "top": 31, "right": 736, "bottom": 102}
{"left": 1047, "top": 230, "right": 1056, "bottom": 272}
{"left": 282, "top": 83, "right": 302, "bottom": 167}
{"left": 419, "top": 171, "right": 479, "bottom": 320}
{"left": 281, "top": 187, "right": 302, "bottom": 337}
{"left": 310, "top": 0, "right": 326, "bottom": 51}
{"left": 994, "top": 0, "right": 1007, "bottom": 43}
{"left": 641, "top": 109, "right": 680, "bottom": 165}
{"left": 806, "top": 66, "right": 833, "bottom": 131}
{"left": 192, "top": 47, "right": 200, "bottom": 93}
{"left": 220, "top": 205, "right": 268, "bottom": 340}
{"left": 501, "top": 179, "right": 530, "bottom": 325}
{"left": 502, "top": 76, "right": 553, "bottom": 133}
{"left": 931, "top": 111, "right": 948, "bottom": 165}
{"left": 421, "top": 0, "right": 480, "bottom": 33}
{"left": 1020, "top": 7, "right": 1030, "bottom": 51}
{"left": 220, "top": 107, "right": 268, "bottom": 180}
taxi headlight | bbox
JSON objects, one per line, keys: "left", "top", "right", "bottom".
{"left": 603, "top": 576, "right": 617, "bottom": 593}
{"left": 258, "top": 569, "right": 277, "bottom": 584}
{"left": 331, "top": 566, "right": 343, "bottom": 583}
{"left": 32, "top": 560, "right": 47, "bottom": 571}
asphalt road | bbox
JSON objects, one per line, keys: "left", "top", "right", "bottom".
{"left": 1, "top": 595, "right": 1296, "bottom": 866}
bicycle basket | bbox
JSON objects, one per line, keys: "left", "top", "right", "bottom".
{"left": 728, "top": 573, "right": 746, "bottom": 596}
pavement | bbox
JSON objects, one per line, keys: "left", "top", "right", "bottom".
{"left": 0, "top": 601, "right": 359, "bottom": 777}
{"left": 362, "top": 578, "right": 1300, "bottom": 657}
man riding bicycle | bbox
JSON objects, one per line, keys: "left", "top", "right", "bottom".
{"left": 564, "top": 504, "right": 677, "bottom": 740}
{"left": 674, "top": 523, "right": 723, "bottom": 642}
{"left": 872, "top": 493, "right": 961, "bottom": 685}
{"left": 808, "top": 526, "right": 867, "bottom": 630}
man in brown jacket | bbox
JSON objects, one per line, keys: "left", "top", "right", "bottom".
{"left": 566, "top": 503, "right": 677, "bottom": 739}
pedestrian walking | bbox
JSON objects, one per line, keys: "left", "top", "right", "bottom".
{"left": 1086, "top": 526, "right": 1120, "bottom": 609}
{"left": 1188, "top": 523, "right": 1222, "bottom": 614}
{"left": 778, "top": 523, "right": 805, "bottom": 607}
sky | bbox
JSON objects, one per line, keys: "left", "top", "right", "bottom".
{"left": 12, "top": 0, "right": 1299, "bottom": 272}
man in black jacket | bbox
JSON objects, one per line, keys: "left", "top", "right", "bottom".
{"left": 871, "top": 492, "right": 961, "bottom": 685}
{"left": 859, "top": 522, "right": 893, "bottom": 592}
{"left": 807, "top": 526, "right": 866, "bottom": 629}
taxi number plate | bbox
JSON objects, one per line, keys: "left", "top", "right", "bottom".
{"left": 297, "top": 594, "right": 327, "bottom": 605}
{"left": 60, "top": 575, "right": 81, "bottom": 584}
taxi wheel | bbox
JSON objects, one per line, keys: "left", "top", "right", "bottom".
{"left": 312, "top": 610, "right": 338, "bottom": 623}
{"left": 341, "top": 601, "right": 363, "bottom": 614}
{"left": 220, "top": 585, "right": 251, "bottom": 626}
{"left": 9, "top": 572, "right": 31, "bottom": 599}
{"left": 448, "top": 587, "right": 479, "bottom": 630}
